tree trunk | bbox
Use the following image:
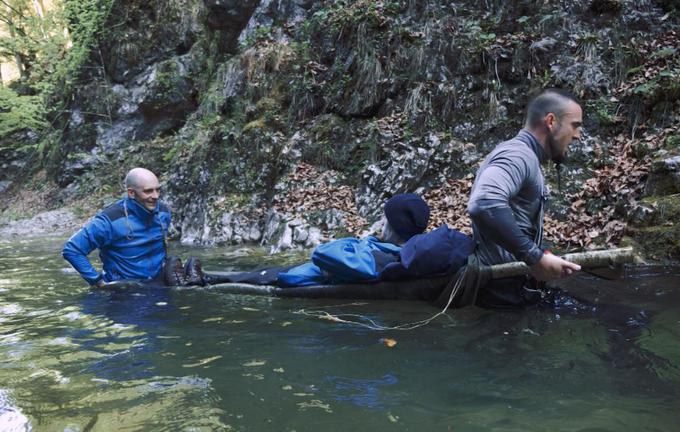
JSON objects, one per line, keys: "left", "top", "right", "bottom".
{"left": 489, "top": 247, "right": 638, "bottom": 279}
{"left": 7, "top": 21, "right": 26, "bottom": 79}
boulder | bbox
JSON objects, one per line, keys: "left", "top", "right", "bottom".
{"left": 644, "top": 155, "right": 680, "bottom": 196}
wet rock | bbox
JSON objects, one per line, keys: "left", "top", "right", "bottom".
{"left": 644, "top": 155, "right": 680, "bottom": 196}
{"left": 632, "top": 195, "right": 680, "bottom": 228}
{"left": 305, "top": 227, "right": 322, "bottom": 248}
{"left": 0, "top": 209, "right": 82, "bottom": 238}
{"left": 270, "top": 222, "right": 294, "bottom": 254}
{"left": 589, "top": 0, "right": 623, "bottom": 14}
{"left": 319, "top": 209, "right": 346, "bottom": 231}
{"left": 261, "top": 211, "right": 285, "bottom": 246}
{"left": 204, "top": 0, "right": 259, "bottom": 31}
{"left": 629, "top": 203, "right": 657, "bottom": 227}
{"left": 58, "top": 152, "right": 105, "bottom": 188}
{"left": 530, "top": 37, "right": 558, "bottom": 53}
{"left": 292, "top": 223, "right": 309, "bottom": 242}
{"left": 244, "top": 224, "right": 262, "bottom": 243}
{"left": 238, "top": 0, "right": 311, "bottom": 45}
{"left": 102, "top": 1, "right": 203, "bottom": 83}
{"left": 631, "top": 225, "right": 680, "bottom": 261}
{"left": 356, "top": 133, "right": 477, "bottom": 219}
{"left": 218, "top": 212, "right": 234, "bottom": 242}
{"left": 179, "top": 200, "right": 208, "bottom": 245}
{"left": 552, "top": 62, "right": 609, "bottom": 99}
{"left": 137, "top": 56, "right": 197, "bottom": 121}
{"left": 0, "top": 131, "right": 37, "bottom": 182}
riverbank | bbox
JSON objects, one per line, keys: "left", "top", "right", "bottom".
{"left": 1, "top": 1, "right": 678, "bottom": 260}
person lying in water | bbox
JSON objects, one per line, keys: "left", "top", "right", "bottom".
{"left": 62, "top": 167, "right": 202, "bottom": 288}
{"left": 201, "top": 193, "right": 473, "bottom": 287}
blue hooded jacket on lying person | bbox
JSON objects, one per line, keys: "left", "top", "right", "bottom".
{"left": 277, "top": 236, "right": 401, "bottom": 287}
{"left": 277, "top": 224, "right": 473, "bottom": 287}
{"left": 380, "top": 225, "right": 474, "bottom": 280}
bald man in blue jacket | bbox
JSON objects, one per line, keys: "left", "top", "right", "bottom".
{"left": 62, "top": 168, "right": 173, "bottom": 287}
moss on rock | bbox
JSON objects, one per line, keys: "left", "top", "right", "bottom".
{"left": 630, "top": 225, "right": 680, "bottom": 261}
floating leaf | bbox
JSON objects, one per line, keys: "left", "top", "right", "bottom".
{"left": 380, "top": 338, "right": 397, "bottom": 347}
{"left": 183, "top": 355, "right": 222, "bottom": 368}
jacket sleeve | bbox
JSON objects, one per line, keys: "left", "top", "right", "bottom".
{"left": 277, "top": 262, "right": 328, "bottom": 287}
{"left": 62, "top": 216, "right": 114, "bottom": 285}
{"left": 311, "top": 238, "right": 379, "bottom": 282}
{"left": 467, "top": 151, "right": 543, "bottom": 265}
{"left": 468, "top": 206, "right": 543, "bottom": 265}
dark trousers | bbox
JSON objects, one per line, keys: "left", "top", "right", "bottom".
{"left": 475, "top": 275, "right": 545, "bottom": 309}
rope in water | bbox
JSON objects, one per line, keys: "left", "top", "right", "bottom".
{"left": 292, "top": 266, "right": 469, "bottom": 331}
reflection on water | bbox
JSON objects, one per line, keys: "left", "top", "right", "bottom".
{"left": 1, "top": 236, "right": 679, "bottom": 431}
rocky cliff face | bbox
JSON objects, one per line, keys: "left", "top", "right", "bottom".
{"left": 9, "top": 0, "right": 679, "bottom": 257}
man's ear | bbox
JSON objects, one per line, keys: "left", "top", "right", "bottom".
{"left": 545, "top": 112, "right": 557, "bottom": 132}
{"left": 543, "top": 113, "right": 555, "bottom": 132}
{"left": 127, "top": 188, "right": 136, "bottom": 199}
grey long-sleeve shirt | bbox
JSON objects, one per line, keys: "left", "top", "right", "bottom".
{"left": 467, "top": 129, "right": 548, "bottom": 266}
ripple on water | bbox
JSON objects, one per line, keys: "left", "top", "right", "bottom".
{"left": 0, "top": 389, "right": 31, "bottom": 432}
{"left": 0, "top": 304, "right": 23, "bottom": 315}
{"left": 47, "top": 337, "right": 75, "bottom": 346}
{"left": 2, "top": 238, "right": 680, "bottom": 431}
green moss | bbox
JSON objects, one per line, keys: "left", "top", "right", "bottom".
{"left": 0, "top": 87, "right": 47, "bottom": 139}
{"left": 243, "top": 118, "right": 267, "bottom": 133}
{"left": 589, "top": 98, "right": 619, "bottom": 126}
{"left": 631, "top": 54, "right": 680, "bottom": 106}
{"left": 666, "top": 134, "right": 680, "bottom": 149}
{"left": 640, "top": 196, "right": 680, "bottom": 226}
{"left": 630, "top": 225, "right": 680, "bottom": 261}
{"left": 239, "top": 25, "right": 273, "bottom": 50}
{"left": 300, "top": 114, "right": 362, "bottom": 171}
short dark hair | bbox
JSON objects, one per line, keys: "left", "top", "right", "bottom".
{"left": 525, "top": 89, "right": 580, "bottom": 128}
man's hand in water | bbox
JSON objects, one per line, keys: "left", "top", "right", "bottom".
{"left": 94, "top": 279, "right": 107, "bottom": 288}
{"left": 530, "top": 253, "right": 581, "bottom": 281}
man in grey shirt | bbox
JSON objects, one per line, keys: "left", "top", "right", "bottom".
{"left": 467, "top": 89, "right": 582, "bottom": 308}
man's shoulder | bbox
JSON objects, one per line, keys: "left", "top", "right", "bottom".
{"left": 496, "top": 137, "right": 536, "bottom": 155}
{"left": 98, "top": 200, "right": 126, "bottom": 222}
{"left": 491, "top": 138, "right": 540, "bottom": 166}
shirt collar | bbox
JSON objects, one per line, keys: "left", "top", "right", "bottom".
{"left": 516, "top": 129, "right": 548, "bottom": 163}
{"left": 124, "top": 196, "right": 158, "bottom": 218}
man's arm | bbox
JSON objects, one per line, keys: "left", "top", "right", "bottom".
{"left": 62, "top": 216, "right": 113, "bottom": 286}
{"left": 467, "top": 154, "right": 580, "bottom": 280}
{"left": 468, "top": 153, "right": 545, "bottom": 264}
{"left": 468, "top": 203, "right": 544, "bottom": 265}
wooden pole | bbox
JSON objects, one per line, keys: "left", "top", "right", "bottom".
{"left": 490, "top": 247, "right": 638, "bottom": 279}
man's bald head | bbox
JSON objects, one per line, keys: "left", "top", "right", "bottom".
{"left": 125, "top": 168, "right": 161, "bottom": 211}
{"left": 124, "top": 168, "right": 158, "bottom": 190}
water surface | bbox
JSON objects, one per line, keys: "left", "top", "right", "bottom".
{"left": 1, "top": 236, "right": 679, "bottom": 431}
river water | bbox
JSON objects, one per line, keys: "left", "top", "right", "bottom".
{"left": 1, "top": 236, "right": 679, "bottom": 431}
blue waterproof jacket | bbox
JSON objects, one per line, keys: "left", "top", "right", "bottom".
{"left": 277, "top": 236, "right": 400, "bottom": 287}
{"left": 277, "top": 226, "right": 473, "bottom": 287}
{"left": 380, "top": 225, "right": 474, "bottom": 280}
{"left": 62, "top": 197, "right": 171, "bottom": 285}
